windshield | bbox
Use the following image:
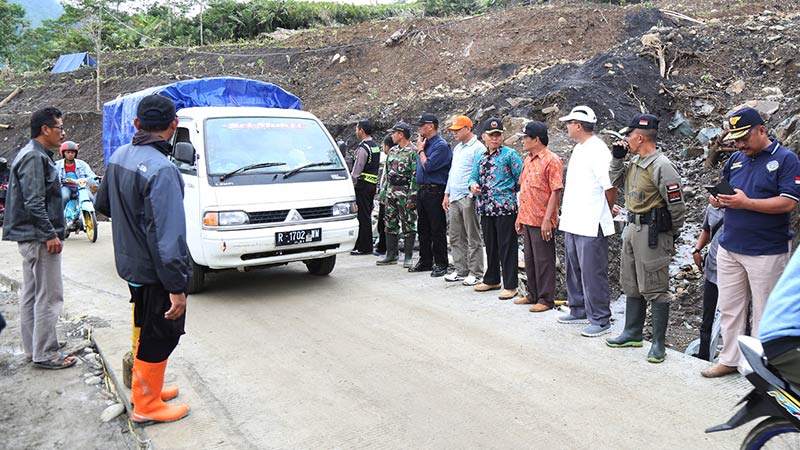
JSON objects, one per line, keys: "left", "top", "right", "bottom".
{"left": 204, "top": 117, "right": 344, "bottom": 176}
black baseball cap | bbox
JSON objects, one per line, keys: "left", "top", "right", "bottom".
{"left": 483, "top": 117, "right": 504, "bottom": 134}
{"left": 620, "top": 113, "right": 659, "bottom": 135}
{"left": 386, "top": 121, "right": 411, "bottom": 134}
{"left": 412, "top": 113, "right": 439, "bottom": 127}
{"left": 136, "top": 94, "right": 176, "bottom": 128}
{"left": 723, "top": 107, "right": 765, "bottom": 141}
{"left": 521, "top": 121, "right": 548, "bottom": 141}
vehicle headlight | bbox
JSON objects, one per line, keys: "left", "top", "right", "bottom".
{"left": 332, "top": 201, "right": 356, "bottom": 216}
{"left": 203, "top": 211, "right": 250, "bottom": 226}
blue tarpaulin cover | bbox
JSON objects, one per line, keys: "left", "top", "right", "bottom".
{"left": 51, "top": 52, "right": 96, "bottom": 73}
{"left": 102, "top": 77, "right": 302, "bottom": 164}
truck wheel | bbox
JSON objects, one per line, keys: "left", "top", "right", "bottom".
{"left": 187, "top": 259, "right": 206, "bottom": 294}
{"left": 306, "top": 255, "right": 336, "bottom": 276}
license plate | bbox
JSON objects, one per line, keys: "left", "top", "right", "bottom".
{"left": 275, "top": 228, "right": 322, "bottom": 246}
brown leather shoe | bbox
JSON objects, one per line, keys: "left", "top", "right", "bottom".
{"left": 701, "top": 363, "right": 738, "bottom": 378}
{"left": 474, "top": 283, "right": 502, "bottom": 292}
{"left": 529, "top": 304, "right": 553, "bottom": 313}
{"left": 513, "top": 297, "right": 533, "bottom": 305}
{"left": 498, "top": 289, "right": 518, "bottom": 300}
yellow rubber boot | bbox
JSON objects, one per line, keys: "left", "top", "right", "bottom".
{"left": 131, "top": 358, "right": 190, "bottom": 425}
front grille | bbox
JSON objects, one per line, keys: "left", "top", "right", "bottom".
{"left": 249, "top": 210, "right": 289, "bottom": 224}
{"left": 297, "top": 206, "right": 333, "bottom": 220}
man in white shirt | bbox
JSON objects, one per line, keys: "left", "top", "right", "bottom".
{"left": 442, "top": 115, "right": 485, "bottom": 286}
{"left": 557, "top": 106, "right": 617, "bottom": 337}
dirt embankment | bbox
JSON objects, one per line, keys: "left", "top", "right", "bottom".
{"left": 1, "top": 0, "right": 799, "bottom": 351}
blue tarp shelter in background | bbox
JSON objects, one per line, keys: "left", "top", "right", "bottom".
{"left": 51, "top": 52, "right": 97, "bottom": 73}
{"left": 102, "top": 77, "right": 302, "bottom": 164}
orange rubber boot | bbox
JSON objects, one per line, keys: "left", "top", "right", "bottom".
{"left": 131, "top": 340, "right": 179, "bottom": 402}
{"left": 131, "top": 358, "right": 190, "bottom": 425}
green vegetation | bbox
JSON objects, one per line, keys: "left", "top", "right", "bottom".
{"left": 1, "top": 0, "right": 542, "bottom": 72}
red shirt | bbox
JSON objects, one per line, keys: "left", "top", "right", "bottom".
{"left": 518, "top": 148, "right": 564, "bottom": 228}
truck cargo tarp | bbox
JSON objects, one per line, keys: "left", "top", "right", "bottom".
{"left": 102, "top": 77, "right": 302, "bottom": 164}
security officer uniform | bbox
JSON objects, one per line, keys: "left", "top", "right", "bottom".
{"left": 606, "top": 114, "right": 686, "bottom": 363}
{"left": 352, "top": 138, "right": 381, "bottom": 254}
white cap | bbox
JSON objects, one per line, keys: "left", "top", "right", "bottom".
{"left": 558, "top": 105, "right": 597, "bottom": 124}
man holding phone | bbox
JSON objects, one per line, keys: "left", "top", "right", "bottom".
{"left": 701, "top": 107, "right": 800, "bottom": 378}
{"left": 410, "top": 113, "right": 452, "bottom": 277}
{"left": 606, "top": 113, "right": 685, "bottom": 363}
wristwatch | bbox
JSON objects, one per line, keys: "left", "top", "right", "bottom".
{"left": 692, "top": 248, "right": 701, "bottom": 254}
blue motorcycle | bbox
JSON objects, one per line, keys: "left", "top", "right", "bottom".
{"left": 63, "top": 177, "right": 100, "bottom": 242}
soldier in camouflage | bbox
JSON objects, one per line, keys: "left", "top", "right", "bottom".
{"left": 377, "top": 122, "right": 419, "bottom": 267}
{"left": 606, "top": 114, "right": 686, "bottom": 364}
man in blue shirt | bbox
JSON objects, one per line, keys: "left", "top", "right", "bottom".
{"left": 469, "top": 118, "right": 523, "bottom": 300}
{"left": 702, "top": 107, "right": 800, "bottom": 378}
{"left": 443, "top": 115, "right": 485, "bottom": 286}
{"left": 410, "top": 113, "right": 452, "bottom": 277}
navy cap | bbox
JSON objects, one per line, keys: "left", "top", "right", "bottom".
{"left": 387, "top": 121, "right": 411, "bottom": 134}
{"left": 136, "top": 94, "right": 176, "bottom": 128}
{"left": 723, "top": 107, "right": 765, "bottom": 141}
{"left": 521, "top": 121, "right": 548, "bottom": 141}
{"left": 412, "top": 113, "right": 439, "bottom": 127}
{"left": 620, "top": 113, "right": 659, "bottom": 135}
{"left": 483, "top": 117, "right": 504, "bottom": 134}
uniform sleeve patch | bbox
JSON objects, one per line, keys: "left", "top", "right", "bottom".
{"left": 666, "top": 183, "right": 682, "bottom": 204}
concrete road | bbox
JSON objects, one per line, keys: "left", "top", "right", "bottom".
{"left": 0, "top": 230, "right": 752, "bottom": 449}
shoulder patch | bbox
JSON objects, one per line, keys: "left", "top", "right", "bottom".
{"left": 731, "top": 161, "right": 743, "bottom": 170}
{"left": 666, "top": 182, "right": 683, "bottom": 204}
{"left": 138, "top": 163, "right": 148, "bottom": 173}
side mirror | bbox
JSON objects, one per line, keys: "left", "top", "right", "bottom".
{"left": 337, "top": 140, "right": 346, "bottom": 154}
{"left": 174, "top": 142, "right": 196, "bottom": 165}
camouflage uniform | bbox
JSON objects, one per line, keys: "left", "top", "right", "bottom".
{"left": 380, "top": 144, "right": 418, "bottom": 234}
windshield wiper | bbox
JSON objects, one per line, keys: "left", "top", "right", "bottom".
{"left": 282, "top": 162, "right": 336, "bottom": 179}
{"left": 220, "top": 162, "right": 287, "bottom": 181}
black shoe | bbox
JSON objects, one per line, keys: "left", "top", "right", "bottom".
{"left": 430, "top": 265, "right": 447, "bottom": 277}
{"left": 408, "top": 262, "right": 433, "bottom": 273}
{"left": 350, "top": 250, "right": 371, "bottom": 256}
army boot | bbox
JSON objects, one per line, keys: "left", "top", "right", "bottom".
{"left": 647, "top": 302, "right": 670, "bottom": 363}
{"left": 376, "top": 234, "right": 399, "bottom": 265}
{"left": 606, "top": 297, "right": 646, "bottom": 348}
{"left": 402, "top": 233, "right": 416, "bottom": 268}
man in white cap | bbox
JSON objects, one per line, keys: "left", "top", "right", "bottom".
{"left": 557, "top": 106, "right": 616, "bottom": 337}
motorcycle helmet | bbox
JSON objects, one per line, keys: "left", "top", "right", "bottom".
{"left": 59, "top": 141, "right": 79, "bottom": 158}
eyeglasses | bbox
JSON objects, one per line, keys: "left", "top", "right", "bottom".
{"left": 48, "top": 125, "right": 65, "bottom": 133}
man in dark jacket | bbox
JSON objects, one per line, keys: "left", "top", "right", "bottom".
{"left": 96, "top": 94, "right": 191, "bottom": 425}
{"left": 2, "top": 107, "right": 74, "bottom": 370}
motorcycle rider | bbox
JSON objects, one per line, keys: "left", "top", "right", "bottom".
{"left": 55, "top": 141, "right": 99, "bottom": 214}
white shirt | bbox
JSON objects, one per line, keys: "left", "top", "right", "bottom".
{"left": 559, "top": 135, "right": 615, "bottom": 237}
{"left": 445, "top": 135, "right": 485, "bottom": 202}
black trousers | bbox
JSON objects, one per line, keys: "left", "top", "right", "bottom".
{"left": 375, "top": 203, "right": 386, "bottom": 252}
{"left": 417, "top": 185, "right": 448, "bottom": 267}
{"left": 698, "top": 279, "right": 719, "bottom": 361}
{"left": 481, "top": 214, "right": 518, "bottom": 289}
{"left": 130, "top": 284, "right": 185, "bottom": 363}
{"left": 354, "top": 183, "right": 377, "bottom": 253}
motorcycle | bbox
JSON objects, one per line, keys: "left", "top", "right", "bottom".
{"left": 63, "top": 177, "right": 100, "bottom": 242}
{"left": 706, "top": 335, "right": 800, "bottom": 449}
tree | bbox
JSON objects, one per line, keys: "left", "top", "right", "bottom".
{"left": 0, "top": 0, "right": 28, "bottom": 62}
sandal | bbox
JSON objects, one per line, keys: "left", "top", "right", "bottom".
{"left": 33, "top": 354, "right": 77, "bottom": 370}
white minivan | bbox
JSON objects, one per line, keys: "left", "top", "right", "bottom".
{"left": 170, "top": 106, "right": 358, "bottom": 293}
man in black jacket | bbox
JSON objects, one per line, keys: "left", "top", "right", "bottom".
{"left": 96, "top": 94, "right": 191, "bottom": 425}
{"left": 2, "top": 107, "right": 74, "bottom": 370}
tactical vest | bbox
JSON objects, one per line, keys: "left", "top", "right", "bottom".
{"left": 357, "top": 139, "right": 381, "bottom": 185}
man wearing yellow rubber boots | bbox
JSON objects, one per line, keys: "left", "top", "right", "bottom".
{"left": 96, "top": 94, "right": 191, "bottom": 424}
{"left": 606, "top": 114, "right": 685, "bottom": 363}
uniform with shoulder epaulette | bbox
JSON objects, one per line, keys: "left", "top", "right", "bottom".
{"left": 376, "top": 143, "right": 418, "bottom": 266}
{"left": 606, "top": 114, "right": 686, "bottom": 364}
